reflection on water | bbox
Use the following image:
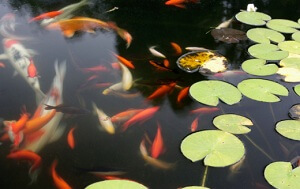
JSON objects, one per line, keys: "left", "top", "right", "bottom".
{"left": 0, "top": 0, "right": 299, "bottom": 188}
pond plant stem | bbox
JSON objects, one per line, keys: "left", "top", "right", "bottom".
{"left": 269, "top": 103, "right": 276, "bottom": 124}
{"left": 201, "top": 165, "right": 208, "bottom": 187}
{"left": 243, "top": 135, "right": 274, "bottom": 161}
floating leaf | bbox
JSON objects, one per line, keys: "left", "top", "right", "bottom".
{"left": 181, "top": 187, "right": 210, "bottom": 189}
{"left": 294, "top": 84, "right": 300, "bottom": 96}
{"left": 277, "top": 67, "right": 300, "bottom": 82}
{"left": 211, "top": 28, "right": 247, "bottom": 43}
{"left": 248, "top": 44, "right": 289, "bottom": 60}
{"left": 189, "top": 80, "right": 242, "bottom": 106}
{"left": 279, "top": 58, "right": 300, "bottom": 69}
{"left": 288, "top": 104, "right": 300, "bottom": 120}
{"left": 278, "top": 41, "right": 300, "bottom": 55}
{"left": 180, "top": 130, "right": 245, "bottom": 167}
{"left": 264, "top": 161, "right": 300, "bottom": 189}
{"left": 276, "top": 120, "right": 300, "bottom": 141}
{"left": 177, "top": 51, "right": 228, "bottom": 73}
{"left": 235, "top": 11, "right": 271, "bottom": 26}
{"left": 292, "top": 31, "right": 300, "bottom": 42}
{"left": 237, "top": 79, "right": 289, "bottom": 102}
{"left": 241, "top": 59, "right": 278, "bottom": 76}
{"left": 266, "top": 19, "right": 300, "bottom": 33}
{"left": 246, "top": 28, "right": 285, "bottom": 44}
{"left": 85, "top": 180, "right": 148, "bottom": 189}
{"left": 213, "top": 114, "right": 253, "bottom": 134}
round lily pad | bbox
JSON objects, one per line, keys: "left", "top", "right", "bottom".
{"left": 241, "top": 59, "right": 278, "bottom": 76}
{"left": 276, "top": 120, "right": 300, "bottom": 141}
{"left": 279, "top": 58, "right": 300, "bottom": 69}
{"left": 294, "top": 84, "right": 300, "bottom": 96}
{"left": 292, "top": 31, "right": 300, "bottom": 42}
{"left": 248, "top": 44, "right": 288, "bottom": 60}
{"left": 246, "top": 28, "right": 285, "bottom": 44}
{"left": 278, "top": 41, "right": 300, "bottom": 55}
{"left": 237, "top": 79, "right": 289, "bottom": 102}
{"left": 180, "top": 130, "right": 245, "bottom": 167}
{"left": 189, "top": 80, "right": 242, "bottom": 106}
{"left": 266, "top": 19, "right": 300, "bottom": 33}
{"left": 235, "top": 11, "right": 271, "bottom": 26}
{"left": 85, "top": 180, "right": 148, "bottom": 189}
{"left": 288, "top": 104, "right": 300, "bottom": 120}
{"left": 213, "top": 114, "right": 253, "bottom": 134}
{"left": 264, "top": 161, "right": 300, "bottom": 189}
{"left": 181, "top": 187, "right": 210, "bottom": 189}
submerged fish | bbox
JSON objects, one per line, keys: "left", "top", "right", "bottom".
{"left": 29, "top": 11, "right": 63, "bottom": 23}
{"left": 151, "top": 123, "right": 164, "bottom": 159}
{"left": 51, "top": 160, "right": 72, "bottom": 189}
{"left": 45, "top": 104, "right": 90, "bottom": 115}
{"left": 149, "top": 46, "right": 166, "bottom": 59}
{"left": 215, "top": 17, "right": 234, "bottom": 29}
{"left": 92, "top": 102, "right": 115, "bottom": 134}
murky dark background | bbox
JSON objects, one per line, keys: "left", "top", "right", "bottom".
{"left": 0, "top": 0, "right": 299, "bottom": 188}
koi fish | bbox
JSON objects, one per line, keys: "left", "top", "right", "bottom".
{"left": 147, "top": 82, "right": 176, "bottom": 100}
{"left": 215, "top": 17, "right": 234, "bottom": 29}
{"left": 177, "top": 86, "right": 190, "bottom": 103}
{"left": 165, "top": 0, "right": 199, "bottom": 8}
{"left": 122, "top": 106, "right": 160, "bottom": 131}
{"left": 44, "top": 104, "right": 90, "bottom": 115}
{"left": 27, "top": 59, "right": 38, "bottom": 78}
{"left": 190, "top": 107, "right": 220, "bottom": 114}
{"left": 149, "top": 46, "right": 166, "bottom": 58}
{"left": 148, "top": 60, "right": 175, "bottom": 72}
{"left": 23, "top": 61, "right": 66, "bottom": 153}
{"left": 170, "top": 42, "right": 182, "bottom": 55}
{"left": 118, "top": 61, "right": 133, "bottom": 91}
{"left": 190, "top": 117, "right": 199, "bottom": 132}
{"left": 45, "top": 17, "right": 110, "bottom": 38}
{"left": 80, "top": 65, "right": 109, "bottom": 73}
{"left": 107, "top": 22, "right": 132, "bottom": 48}
{"left": 102, "top": 82, "right": 123, "bottom": 95}
{"left": 163, "top": 59, "right": 170, "bottom": 67}
{"left": 113, "top": 53, "right": 135, "bottom": 69}
{"left": 67, "top": 127, "right": 75, "bottom": 149}
{"left": 212, "top": 70, "right": 246, "bottom": 78}
{"left": 29, "top": 11, "right": 63, "bottom": 23}
{"left": 51, "top": 160, "right": 72, "bottom": 189}
{"left": 7, "top": 150, "right": 41, "bottom": 182}
{"left": 140, "top": 139, "right": 174, "bottom": 170}
{"left": 0, "top": 38, "right": 45, "bottom": 102}
{"left": 92, "top": 102, "right": 115, "bottom": 134}
{"left": 110, "top": 109, "right": 143, "bottom": 123}
{"left": 151, "top": 123, "right": 164, "bottom": 158}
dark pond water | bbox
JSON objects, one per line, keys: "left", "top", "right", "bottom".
{"left": 0, "top": 0, "right": 300, "bottom": 188}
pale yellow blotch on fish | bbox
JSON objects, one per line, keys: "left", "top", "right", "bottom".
{"left": 92, "top": 102, "right": 115, "bottom": 134}
{"left": 118, "top": 61, "right": 133, "bottom": 91}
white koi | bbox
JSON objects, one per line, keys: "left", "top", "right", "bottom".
{"left": 149, "top": 46, "right": 166, "bottom": 59}
{"left": 216, "top": 17, "right": 233, "bottom": 29}
{"left": 118, "top": 61, "right": 133, "bottom": 91}
{"left": 92, "top": 102, "right": 115, "bottom": 134}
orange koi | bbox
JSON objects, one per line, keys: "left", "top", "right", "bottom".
{"left": 122, "top": 106, "right": 160, "bottom": 131}
{"left": 151, "top": 123, "right": 164, "bottom": 158}
{"left": 113, "top": 53, "right": 135, "bottom": 69}
{"left": 190, "top": 117, "right": 199, "bottom": 132}
{"left": 108, "top": 22, "right": 132, "bottom": 48}
{"left": 170, "top": 42, "right": 182, "bottom": 55}
{"left": 177, "top": 86, "right": 190, "bottom": 103}
{"left": 190, "top": 107, "right": 220, "bottom": 114}
{"left": 12, "top": 111, "right": 31, "bottom": 134}
{"left": 163, "top": 59, "right": 170, "bottom": 68}
{"left": 45, "top": 17, "right": 110, "bottom": 38}
{"left": 24, "top": 110, "right": 57, "bottom": 134}
{"left": 110, "top": 108, "right": 143, "bottom": 123}
{"left": 67, "top": 127, "right": 75, "bottom": 149}
{"left": 80, "top": 65, "right": 109, "bottom": 73}
{"left": 149, "top": 60, "right": 174, "bottom": 72}
{"left": 51, "top": 160, "right": 72, "bottom": 189}
{"left": 147, "top": 82, "right": 176, "bottom": 100}
{"left": 7, "top": 150, "right": 41, "bottom": 174}
{"left": 165, "top": 0, "right": 199, "bottom": 7}
{"left": 29, "top": 11, "right": 63, "bottom": 23}
{"left": 27, "top": 59, "right": 38, "bottom": 78}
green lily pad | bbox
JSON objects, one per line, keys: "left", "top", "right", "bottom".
{"left": 237, "top": 79, "right": 289, "bottom": 102}
{"left": 294, "top": 84, "right": 300, "bottom": 96}
{"left": 292, "top": 31, "right": 300, "bottom": 42}
{"left": 264, "top": 161, "right": 300, "bottom": 189}
{"left": 278, "top": 41, "right": 300, "bottom": 55}
{"left": 276, "top": 120, "right": 300, "bottom": 141}
{"left": 181, "top": 187, "right": 210, "bottom": 189}
{"left": 248, "top": 44, "right": 289, "bottom": 60}
{"left": 189, "top": 80, "right": 242, "bottom": 106}
{"left": 266, "top": 19, "right": 300, "bottom": 33}
{"left": 246, "top": 28, "right": 285, "bottom": 44}
{"left": 180, "top": 130, "right": 245, "bottom": 167}
{"left": 213, "top": 114, "right": 253, "bottom": 134}
{"left": 85, "top": 180, "right": 148, "bottom": 189}
{"left": 235, "top": 11, "right": 271, "bottom": 26}
{"left": 241, "top": 59, "right": 278, "bottom": 76}
{"left": 279, "top": 58, "right": 300, "bottom": 69}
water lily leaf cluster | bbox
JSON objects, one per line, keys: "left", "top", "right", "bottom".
{"left": 213, "top": 114, "right": 253, "bottom": 134}
{"left": 264, "top": 161, "right": 300, "bottom": 189}
{"left": 85, "top": 180, "right": 148, "bottom": 189}
{"left": 241, "top": 59, "right": 278, "bottom": 76}
{"left": 180, "top": 130, "right": 245, "bottom": 167}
